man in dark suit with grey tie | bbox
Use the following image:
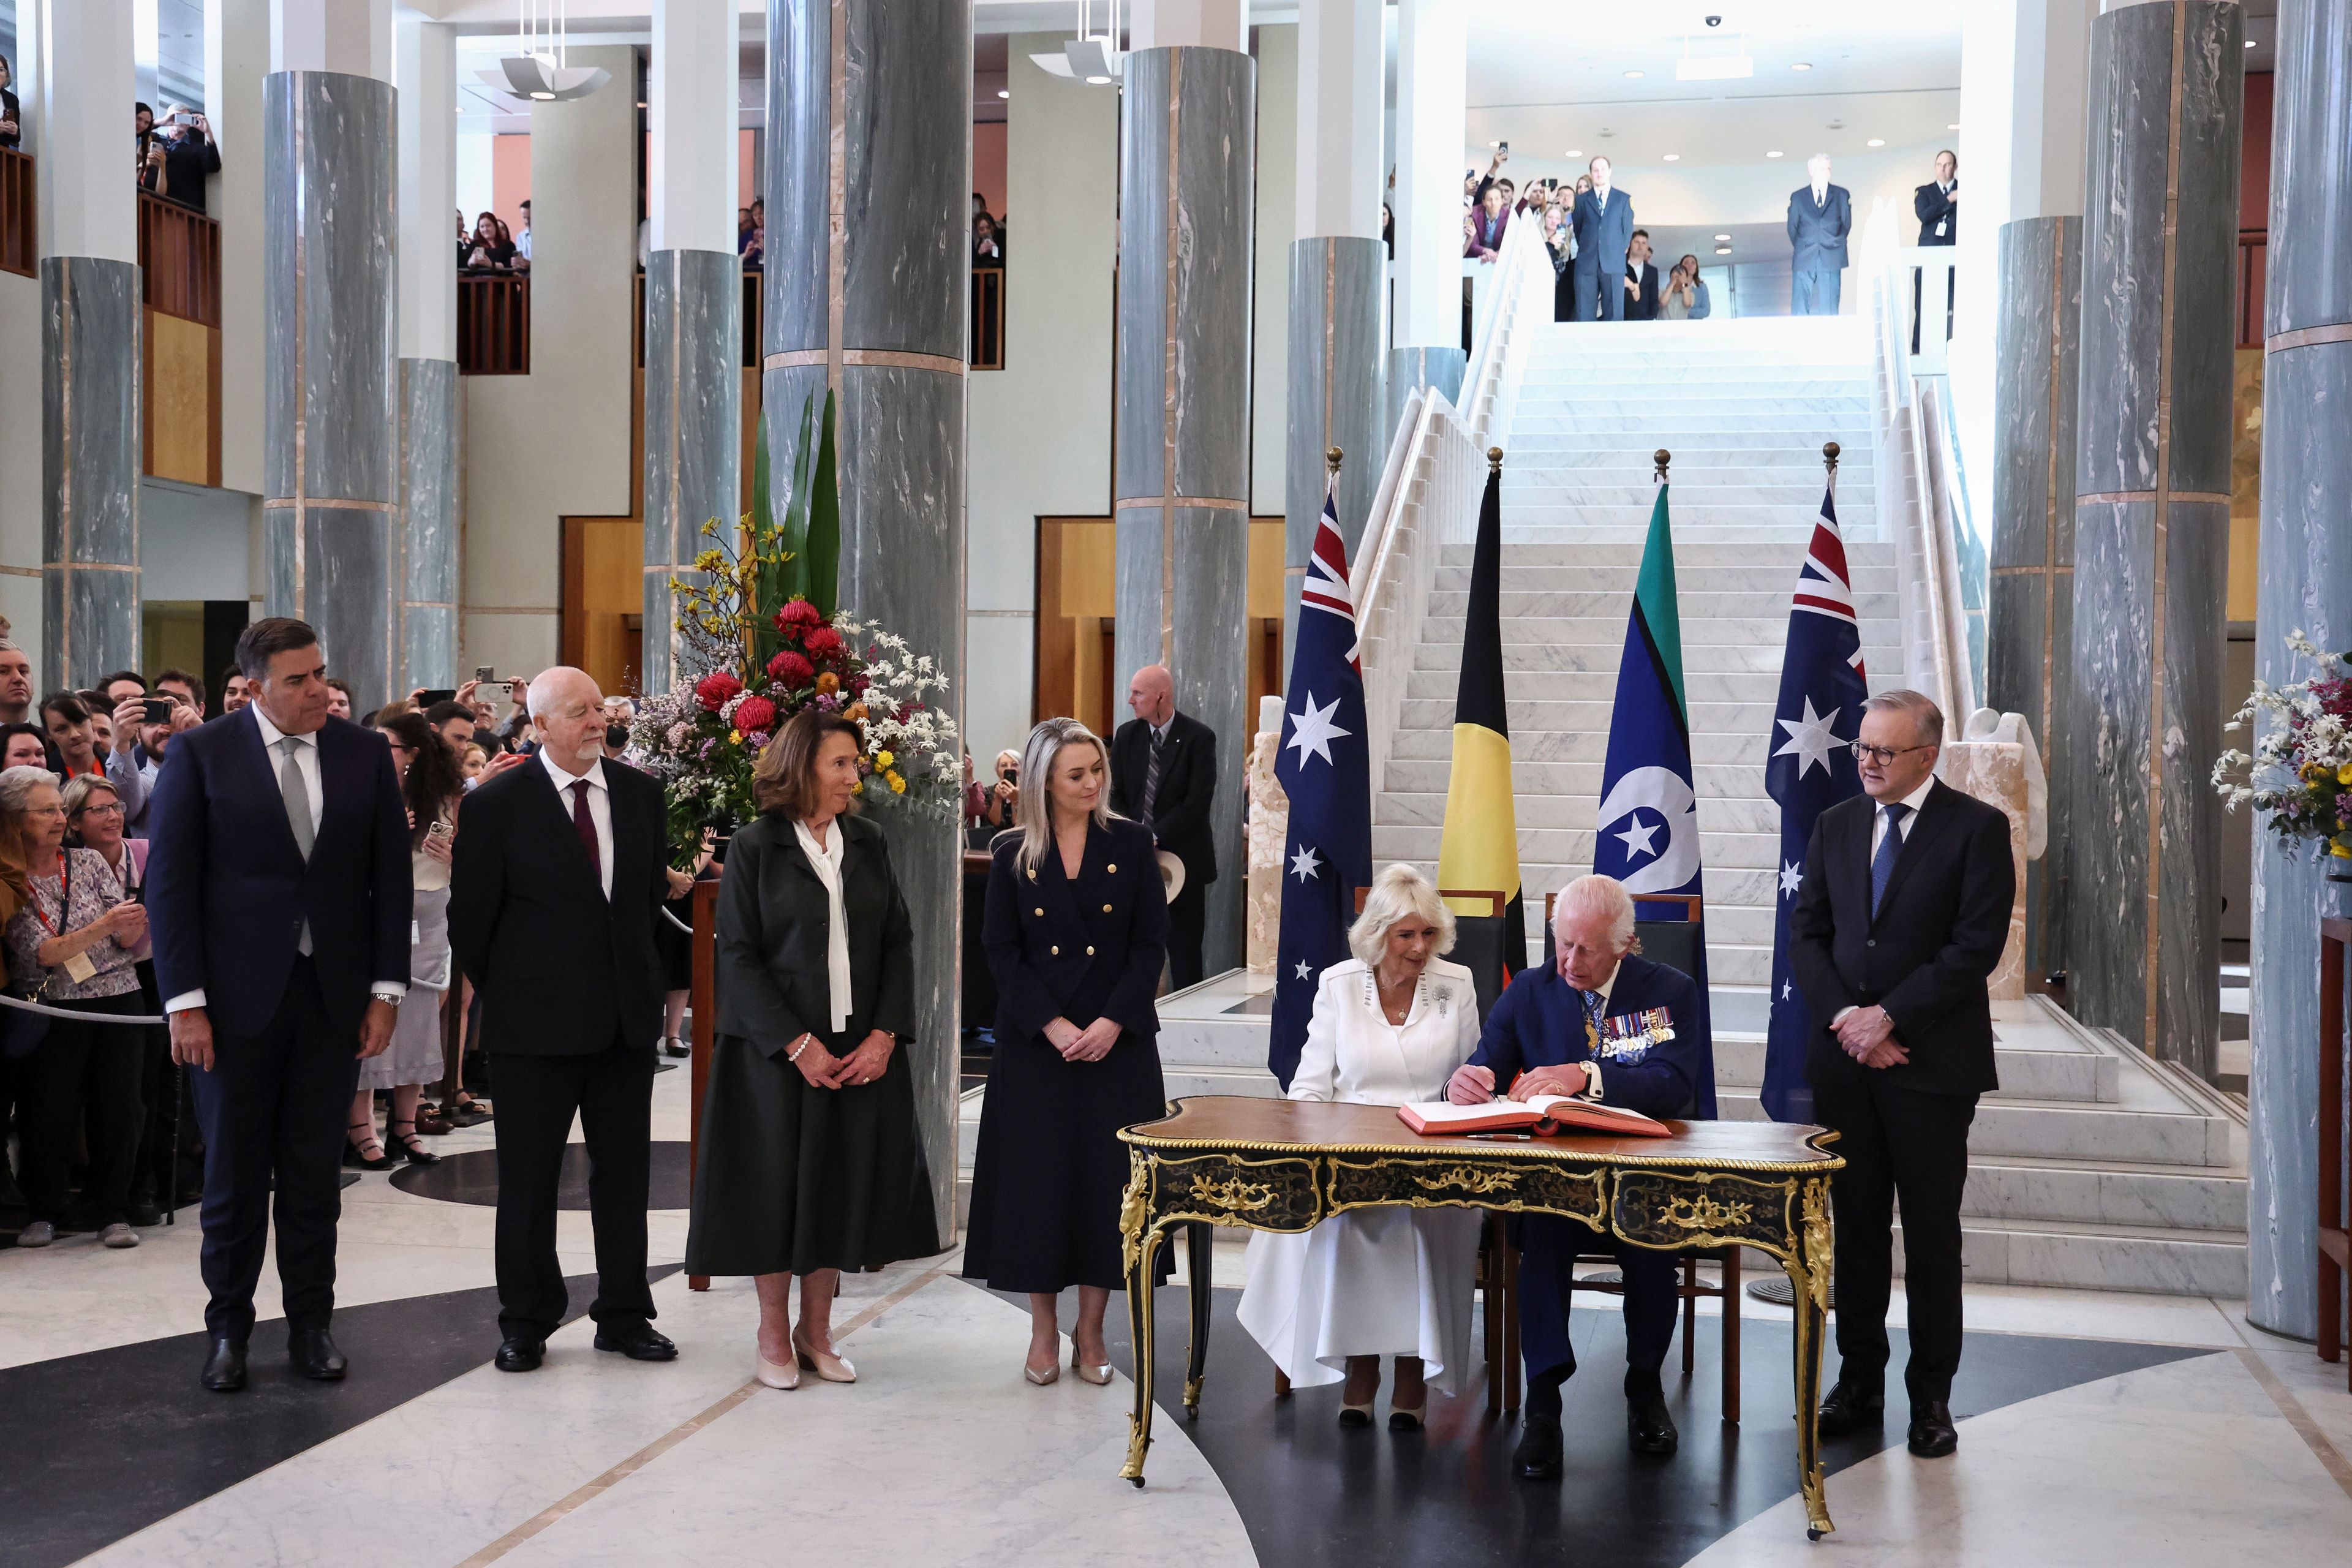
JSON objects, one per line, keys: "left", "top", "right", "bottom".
{"left": 450, "top": 666, "right": 674, "bottom": 1373}
{"left": 1109, "top": 665, "right": 1217, "bottom": 990}
{"left": 1569, "top": 155, "right": 1635, "bottom": 321}
{"left": 1790, "top": 690, "right": 2014, "bottom": 1461}
{"left": 149, "top": 618, "right": 413, "bottom": 1392}
{"left": 1786, "top": 153, "right": 1853, "bottom": 315}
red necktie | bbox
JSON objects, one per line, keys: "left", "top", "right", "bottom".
{"left": 571, "top": 780, "right": 602, "bottom": 886}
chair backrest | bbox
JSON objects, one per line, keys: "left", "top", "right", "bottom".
{"left": 1354, "top": 885, "right": 1511, "bottom": 1018}
{"left": 1542, "top": 890, "right": 1703, "bottom": 981}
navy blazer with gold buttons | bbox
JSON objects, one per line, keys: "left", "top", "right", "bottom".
{"left": 982, "top": 816, "right": 1167, "bottom": 1044}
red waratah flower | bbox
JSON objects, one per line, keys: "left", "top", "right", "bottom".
{"left": 733, "top": 695, "right": 777, "bottom": 735}
{"left": 694, "top": 671, "right": 743, "bottom": 713}
{"left": 767, "top": 650, "right": 815, "bottom": 688}
{"left": 802, "top": 625, "right": 846, "bottom": 660}
{"left": 777, "top": 598, "right": 824, "bottom": 632}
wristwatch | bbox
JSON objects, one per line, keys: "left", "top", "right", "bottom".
{"left": 371, "top": 989, "right": 403, "bottom": 1009}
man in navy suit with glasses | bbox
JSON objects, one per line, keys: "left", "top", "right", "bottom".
{"left": 148, "top": 618, "right": 413, "bottom": 1393}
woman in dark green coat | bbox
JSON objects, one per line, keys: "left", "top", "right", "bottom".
{"left": 684, "top": 708, "right": 942, "bottom": 1390}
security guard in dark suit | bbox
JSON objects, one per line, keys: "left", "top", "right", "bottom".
{"left": 1448, "top": 874, "right": 1710, "bottom": 1474}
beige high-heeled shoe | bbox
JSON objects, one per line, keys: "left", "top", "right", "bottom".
{"left": 1071, "top": 1342, "right": 1114, "bottom": 1386}
{"left": 793, "top": 1325, "right": 857, "bottom": 1384}
{"left": 755, "top": 1346, "right": 801, "bottom": 1390}
{"left": 1024, "top": 1356, "right": 1061, "bottom": 1387}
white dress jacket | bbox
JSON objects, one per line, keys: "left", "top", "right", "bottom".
{"left": 1237, "top": 957, "right": 1486, "bottom": 1393}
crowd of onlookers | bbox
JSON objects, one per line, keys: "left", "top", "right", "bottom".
{"left": 972, "top": 191, "right": 1005, "bottom": 271}
{"left": 0, "top": 632, "right": 675, "bottom": 1256}
{"left": 1460, "top": 149, "right": 1711, "bottom": 323}
{"left": 462, "top": 201, "right": 532, "bottom": 274}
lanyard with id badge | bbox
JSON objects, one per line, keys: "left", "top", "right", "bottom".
{"left": 31, "top": 853, "right": 103, "bottom": 984}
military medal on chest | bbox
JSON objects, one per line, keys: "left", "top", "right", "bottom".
{"left": 1597, "top": 1005, "right": 1674, "bottom": 1062}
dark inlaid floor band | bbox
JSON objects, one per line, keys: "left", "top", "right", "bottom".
{"left": 388, "top": 1142, "right": 695, "bottom": 1210}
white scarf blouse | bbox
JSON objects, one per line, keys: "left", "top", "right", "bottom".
{"left": 792, "top": 816, "right": 854, "bottom": 1033}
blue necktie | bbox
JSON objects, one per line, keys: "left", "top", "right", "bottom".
{"left": 1871, "top": 803, "right": 1912, "bottom": 918}
{"left": 1580, "top": 988, "right": 1604, "bottom": 1053}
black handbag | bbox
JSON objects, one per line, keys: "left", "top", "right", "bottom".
{"left": 0, "top": 976, "right": 54, "bottom": 1061}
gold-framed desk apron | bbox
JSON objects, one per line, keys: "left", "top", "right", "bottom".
{"left": 1116, "top": 1097, "right": 1846, "bottom": 1540}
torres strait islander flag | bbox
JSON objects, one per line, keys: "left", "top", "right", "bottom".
{"left": 1267, "top": 470, "right": 1374, "bottom": 1090}
{"left": 1435, "top": 453, "right": 1528, "bottom": 978}
{"left": 1591, "top": 473, "right": 1716, "bottom": 1117}
{"left": 1759, "top": 472, "right": 1871, "bottom": 1123}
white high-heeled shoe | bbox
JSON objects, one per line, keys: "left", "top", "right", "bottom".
{"left": 755, "top": 1344, "right": 801, "bottom": 1389}
{"left": 1072, "top": 1343, "right": 1114, "bottom": 1386}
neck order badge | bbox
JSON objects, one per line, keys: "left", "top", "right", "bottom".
{"left": 1268, "top": 469, "right": 1373, "bottom": 1090}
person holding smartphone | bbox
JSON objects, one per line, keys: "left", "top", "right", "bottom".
{"left": 147, "top": 104, "right": 221, "bottom": 214}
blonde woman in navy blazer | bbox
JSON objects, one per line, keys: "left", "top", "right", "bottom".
{"left": 965, "top": 717, "right": 1169, "bottom": 1387}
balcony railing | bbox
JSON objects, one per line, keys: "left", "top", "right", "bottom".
{"left": 2237, "top": 230, "right": 2266, "bottom": 350}
{"left": 1, "top": 148, "right": 34, "bottom": 278}
{"left": 971, "top": 265, "right": 1004, "bottom": 371}
{"left": 460, "top": 274, "right": 531, "bottom": 375}
{"left": 137, "top": 192, "right": 221, "bottom": 325}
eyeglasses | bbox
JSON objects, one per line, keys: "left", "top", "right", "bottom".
{"left": 1850, "top": 742, "right": 1936, "bottom": 766}
{"left": 72, "top": 802, "right": 124, "bottom": 817}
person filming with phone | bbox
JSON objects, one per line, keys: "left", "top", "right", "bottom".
{"left": 143, "top": 104, "right": 221, "bottom": 213}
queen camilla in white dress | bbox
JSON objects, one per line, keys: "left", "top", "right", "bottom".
{"left": 1237, "top": 868, "right": 1485, "bottom": 1410}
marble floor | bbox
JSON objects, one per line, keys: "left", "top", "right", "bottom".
{"left": 8, "top": 1063, "right": 2352, "bottom": 1566}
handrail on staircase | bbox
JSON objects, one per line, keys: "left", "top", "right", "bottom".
{"left": 1351, "top": 218, "right": 1554, "bottom": 790}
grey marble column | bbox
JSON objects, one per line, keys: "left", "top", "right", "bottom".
{"left": 643, "top": 250, "right": 742, "bottom": 696}
{"left": 1988, "top": 216, "right": 2082, "bottom": 985}
{"left": 264, "top": 71, "right": 399, "bottom": 712}
{"left": 1385, "top": 344, "right": 1464, "bottom": 440}
{"left": 764, "top": 0, "right": 970, "bottom": 1228}
{"left": 1115, "top": 45, "right": 1256, "bottom": 982}
{"left": 2065, "top": 0, "right": 2241, "bottom": 1079}
{"left": 41, "top": 258, "right": 142, "bottom": 686}
{"left": 1283, "top": 236, "right": 1382, "bottom": 669}
{"left": 398, "top": 358, "right": 459, "bottom": 693}
{"left": 2247, "top": 0, "right": 2352, "bottom": 1343}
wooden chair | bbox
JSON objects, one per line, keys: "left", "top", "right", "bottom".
{"left": 1544, "top": 888, "right": 1742, "bottom": 1422}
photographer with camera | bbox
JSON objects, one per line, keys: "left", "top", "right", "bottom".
{"left": 143, "top": 104, "right": 221, "bottom": 214}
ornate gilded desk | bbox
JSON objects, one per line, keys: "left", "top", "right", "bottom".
{"left": 1116, "top": 1097, "right": 1847, "bottom": 1540}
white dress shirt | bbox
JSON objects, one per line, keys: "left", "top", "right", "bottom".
{"left": 1830, "top": 775, "right": 1940, "bottom": 1027}
{"left": 165, "top": 707, "right": 405, "bottom": 1015}
{"left": 540, "top": 748, "right": 614, "bottom": 900}
{"left": 793, "top": 816, "right": 854, "bottom": 1033}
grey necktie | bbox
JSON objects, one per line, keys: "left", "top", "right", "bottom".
{"left": 1142, "top": 729, "right": 1165, "bottom": 822}
{"left": 279, "top": 736, "right": 315, "bottom": 954}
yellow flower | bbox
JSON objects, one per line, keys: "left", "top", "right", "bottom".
{"left": 2304, "top": 762, "right": 2332, "bottom": 784}
{"left": 851, "top": 778, "right": 865, "bottom": 794}
{"left": 887, "top": 772, "right": 907, "bottom": 794}
{"left": 2338, "top": 763, "right": 2352, "bottom": 786}
{"left": 729, "top": 731, "right": 742, "bottom": 745}
{"left": 2334, "top": 841, "right": 2352, "bottom": 859}
{"left": 876, "top": 749, "right": 895, "bottom": 769}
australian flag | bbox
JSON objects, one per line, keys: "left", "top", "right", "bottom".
{"left": 1759, "top": 475, "right": 1871, "bottom": 1123}
{"left": 1268, "top": 475, "right": 1373, "bottom": 1090}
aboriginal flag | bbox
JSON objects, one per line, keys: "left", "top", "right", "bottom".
{"left": 1436, "top": 454, "right": 1528, "bottom": 977}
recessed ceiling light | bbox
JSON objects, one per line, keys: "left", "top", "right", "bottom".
{"left": 1624, "top": 70, "right": 1644, "bottom": 79}
{"left": 1766, "top": 150, "right": 1784, "bottom": 158}
{"left": 1084, "top": 75, "right": 1110, "bottom": 84}
{"left": 2245, "top": 38, "right": 2257, "bottom": 48}
{"left": 998, "top": 89, "right": 1010, "bottom": 99}
{"left": 1792, "top": 61, "right": 1812, "bottom": 71}
{"left": 1564, "top": 149, "right": 1582, "bottom": 159}
{"left": 1714, "top": 233, "right": 1731, "bottom": 241}
{"left": 1866, "top": 138, "right": 1885, "bottom": 148}
{"left": 530, "top": 91, "right": 556, "bottom": 100}
{"left": 1663, "top": 153, "right": 1679, "bottom": 161}
{"left": 1714, "top": 245, "right": 1732, "bottom": 254}
{"left": 1488, "top": 140, "right": 1501, "bottom": 148}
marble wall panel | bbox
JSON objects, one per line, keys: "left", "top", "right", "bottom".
{"left": 1990, "top": 216, "right": 2082, "bottom": 979}
{"left": 264, "top": 69, "right": 399, "bottom": 711}
{"left": 2165, "top": 1, "right": 2246, "bottom": 497}
{"left": 40, "top": 257, "right": 141, "bottom": 686}
{"left": 1282, "top": 236, "right": 1383, "bottom": 671}
{"left": 1114, "top": 49, "right": 1175, "bottom": 510}
{"left": 643, "top": 250, "right": 744, "bottom": 695}
{"left": 1385, "top": 344, "right": 1465, "bottom": 442}
{"left": 399, "top": 357, "right": 459, "bottom": 693}
{"left": 2066, "top": 496, "right": 2157, "bottom": 1033}
{"left": 1171, "top": 503, "right": 1251, "bottom": 971}
{"left": 2246, "top": 0, "right": 2352, "bottom": 1344}
{"left": 763, "top": 0, "right": 831, "bottom": 358}
{"left": 838, "top": 2, "right": 969, "bottom": 355}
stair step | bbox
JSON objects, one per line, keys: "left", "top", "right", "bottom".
{"left": 1371, "top": 789, "right": 1781, "bottom": 834}
{"left": 1422, "top": 590, "right": 1900, "bottom": 620}
{"left": 1960, "top": 1155, "right": 2246, "bottom": 1232}
{"left": 1409, "top": 638, "right": 1896, "bottom": 675}
{"left": 1371, "top": 823, "right": 1782, "bottom": 869}
{"left": 1413, "top": 614, "right": 1901, "bottom": 649}
{"left": 1390, "top": 728, "right": 1779, "bottom": 765}
{"left": 1931, "top": 1218, "right": 2248, "bottom": 1296}
{"left": 1442, "top": 542, "right": 1894, "bottom": 566}
{"left": 1396, "top": 697, "right": 1793, "bottom": 733}
{"left": 1721, "top": 1088, "right": 2235, "bottom": 1167}
{"left": 1713, "top": 1035, "right": 2121, "bottom": 1104}
{"left": 1402, "top": 666, "right": 1891, "bottom": 703}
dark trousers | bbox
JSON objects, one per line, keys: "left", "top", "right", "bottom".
{"left": 490, "top": 1041, "right": 657, "bottom": 1340}
{"left": 1570, "top": 258, "right": 1625, "bottom": 322}
{"left": 18, "top": 992, "right": 149, "bottom": 1225}
{"left": 189, "top": 959, "right": 360, "bottom": 1341}
{"left": 1519, "top": 1215, "right": 1678, "bottom": 1416}
{"left": 1166, "top": 874, "right": 1208, "bottom": 992}
{"left": 1813, "top": 1074, "right": 1978, "bottom": 1404}
{"left": 1793, "top": 266, "right": 1843, "bottom": 315}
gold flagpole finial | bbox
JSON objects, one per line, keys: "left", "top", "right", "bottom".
{"left": 1823, "top": 440, "right": 1841, "bottom": 472}
{"left": 1326, "top": 446, "right": 1343, "bottom": 475}
{"left": 1654, "top": 448, "right": 1672, "bottom": 482}
{"left": 1487, "top": 447, "right": 1504, "bottom": 471}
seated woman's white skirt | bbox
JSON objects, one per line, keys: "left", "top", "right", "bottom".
{"left": 1235, "top": 1204, "right": 1484, "bottom": 1394}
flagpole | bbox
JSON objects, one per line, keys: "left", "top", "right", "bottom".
{"left": 1823, "top": 439, "right": 1839, "bottom": 498}
{"left": 1654, "top": 448, "right": 1670, "bottom": 485}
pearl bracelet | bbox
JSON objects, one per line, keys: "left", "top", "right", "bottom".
{"left": 787, "top": 1035, "right": 810, "bottom": 1063}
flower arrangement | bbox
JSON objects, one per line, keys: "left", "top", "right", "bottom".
{"left": 2212, "top": 629, "right": 2352, "bottom": 864}
{"left": 629, "top": 391, "right": 960, "bottom": 861}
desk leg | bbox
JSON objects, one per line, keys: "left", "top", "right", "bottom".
{"left": 1785, "top": 1179, "right": 1836, "bottom": 1540}
{"left": 1184, "top": 1221, "right": 1214, "bottom": 1414}
{"left": 1121, "top": 1223, "right": 1167, "bottom": 1487}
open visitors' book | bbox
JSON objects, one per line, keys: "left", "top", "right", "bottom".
{"left": 1396, "top": 1095, "right": 1671, "bottom": 1139}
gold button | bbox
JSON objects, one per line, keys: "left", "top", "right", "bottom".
{"left": 1103, "top": 903, "right": 1114, "bottom": 913}
{"left": 1107, "top": 864, "right": 1117, "bottom": 873}
{"left": 1051, "top": 945, "right": 1060, "bottom": 956}
{"left": 1086, "top": 946, "right": 1096, "bottom": 956}
{"left": 1035, "top": 907, "right": 1044, "bottom": 916}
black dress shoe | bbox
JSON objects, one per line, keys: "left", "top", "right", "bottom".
{"left": 1907, "top": 1400, "right": 1959, "bottom": 1458}
{"left": 495, "top": 1335, "right": 546, "bottom": 1373}
{"left": 594, "top": 1321, "right": 679, "bottom": 1362}
{"left": 1512, "top": 1414, "right": 1564, "bottom": 1480}
{"left": 200, "top": 1335, "right": 248, "bottom": 1392}
{"left": 1624, "top": 1370, "right": 1679, "bottom": 1456}
{"left": 289, "top": 1327, "right": 348, "bottom": 1381}
{"left": 1816, "top": 1376, "right": 1886, "bottom": 1439}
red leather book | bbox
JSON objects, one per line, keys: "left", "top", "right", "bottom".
{"left": 1396, "top": 1095, "right": 1671, "bottom": 1138}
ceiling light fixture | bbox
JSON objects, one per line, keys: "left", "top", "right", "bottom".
{"left": 2245, "top": 38, "right": 2256, "bottom": 48}
{"left": 998, "top": 89, "right": 1010, "bottom": 99}
{"left": 1791, "top": 61, "right": 1813, "bottom": 71}
{"left": 1714, "top": 245, "right": 1732, "bottom": 254}
{"left": 1766, "top": 149, "right": 1784, "bottom": 158}
{"left": 1564, "top": 149, "right": 1582, "bottom": 159}
{"left": 1663, "top": 153, "right": 1680, "bottom": 161}
{"left": 1866, "top": 138, "right": 1885, "bottom": 148}
{"left": 1947, "top": 123, "right": 1960, "bottom": 130}
{"left": 1030, "top": 1, "right": 1126, "bottom": 85}
{"left": 1488, "top": 140, "right": 1501, "bottom": 148}
{"left": 1085, "top": 75, "right": 1110, "bottom": 84}
{"left": 1714, "top": 233, "right": 1730, "bottom": 241}
{"left": 500, "top": 0, "right": 611, "bottom": 103}
{"left": 1624, "top": 69, "right": 1644, "bottom": 79}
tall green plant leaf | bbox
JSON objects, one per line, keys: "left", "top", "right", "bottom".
{"left": 775, "top": 397, "right": 816, "bottom": 603}
{"left": 745, "top": 416, "right": 788, "bottom": 671}
{"left": 807, "top": 390, "right": 841, "bottom": 618}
